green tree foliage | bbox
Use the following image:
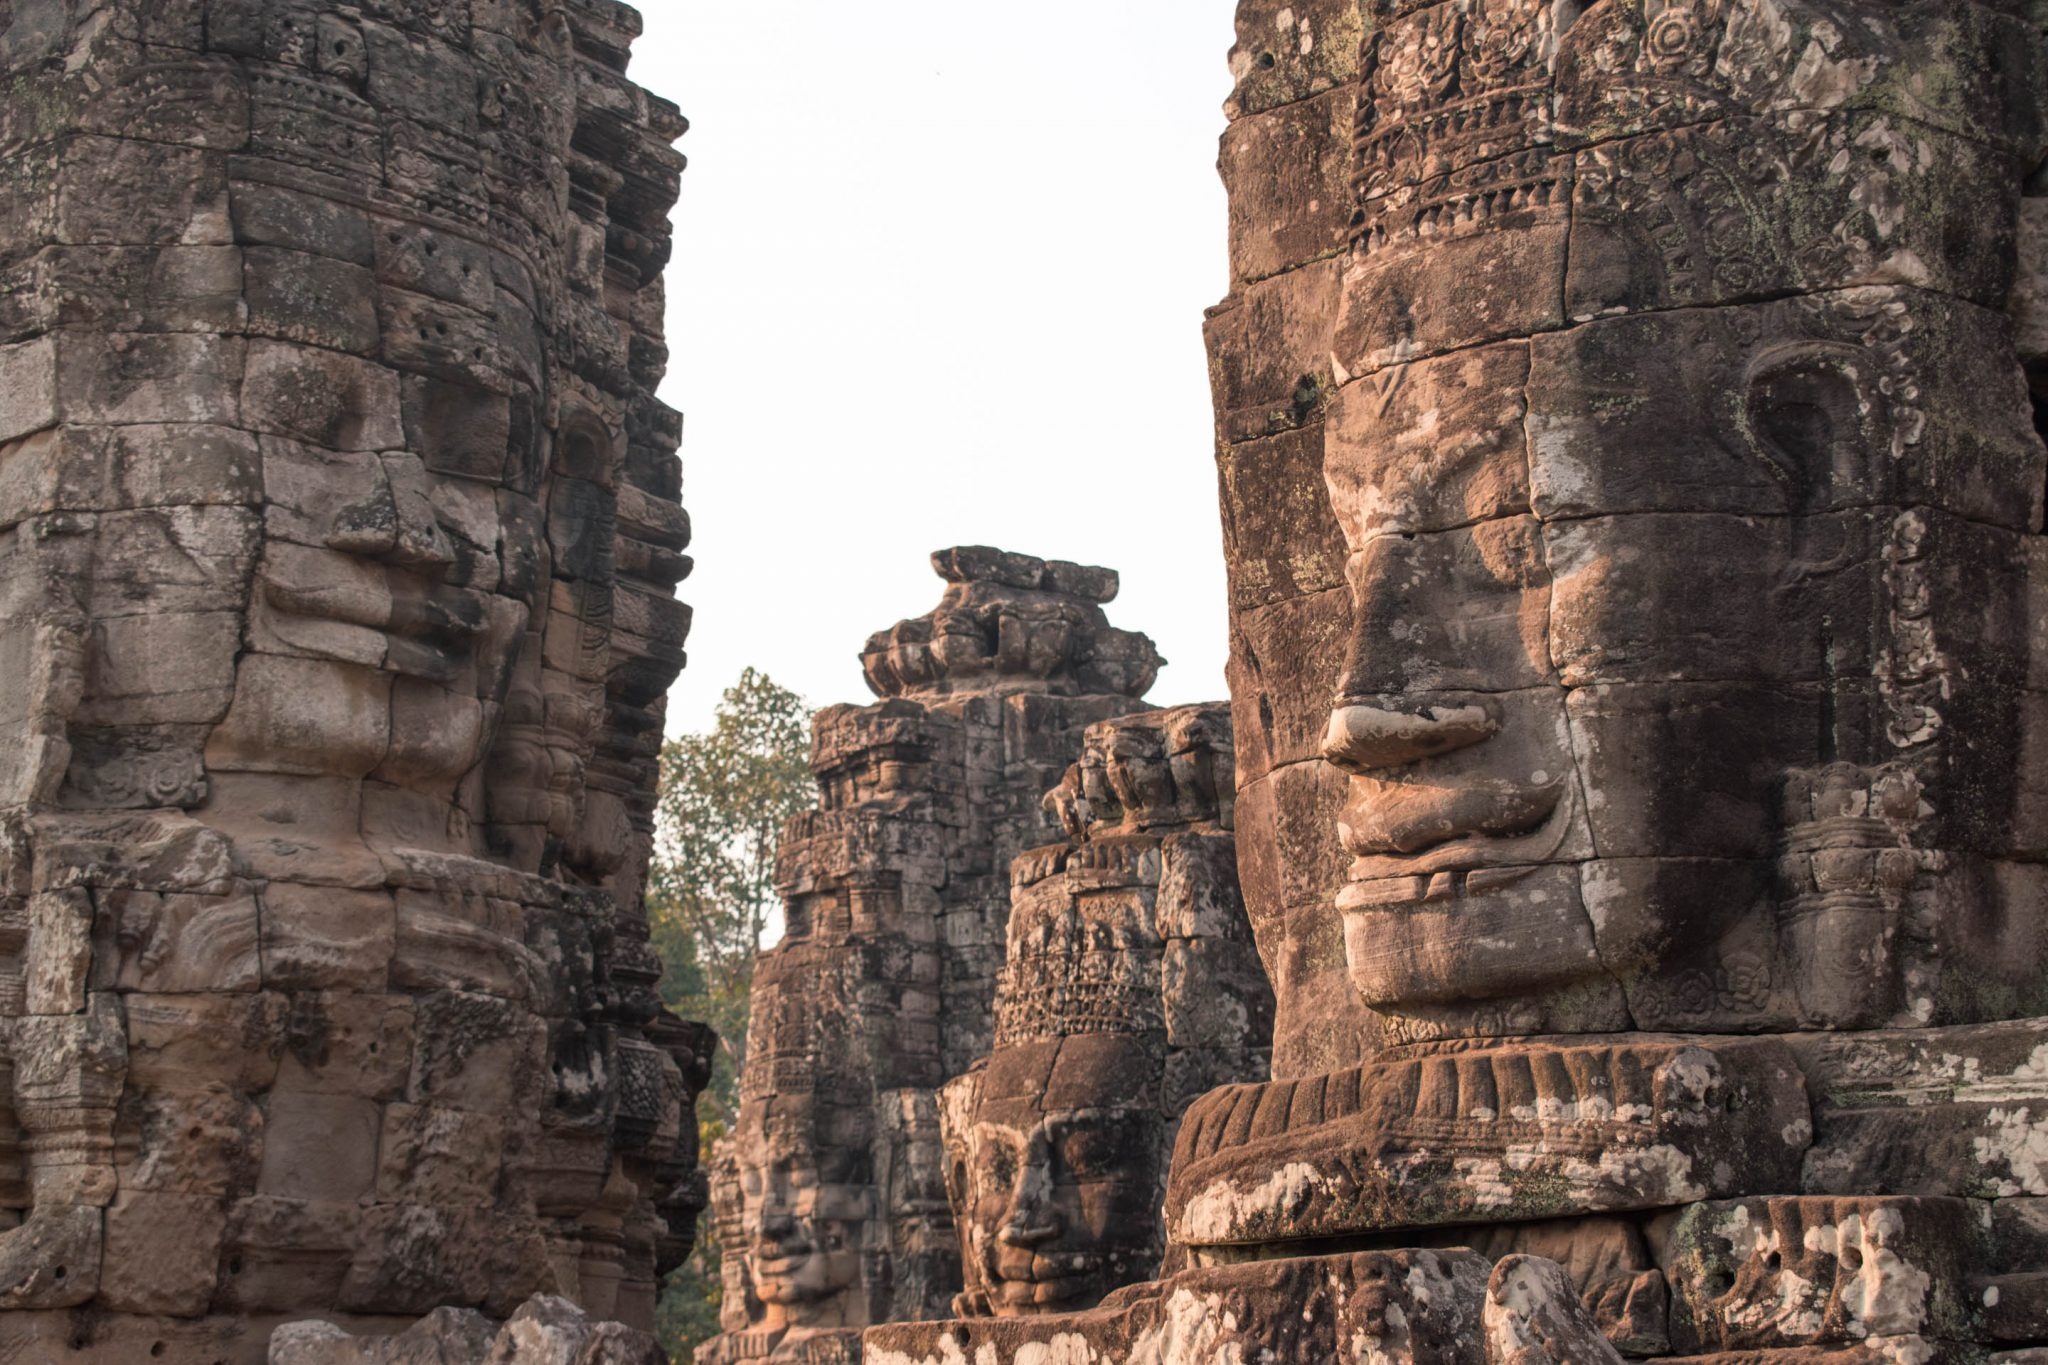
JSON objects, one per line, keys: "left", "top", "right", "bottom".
{"left": 647, "top": 669, "right": 814, "bottom": 1362}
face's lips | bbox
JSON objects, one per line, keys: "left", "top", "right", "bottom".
{"left": 1342, "top": 774, "right": 1565, "bottom": 856}
{"left": 386, "top": 580, "right": 490, "bottom": 644}
{"left": 991, "top": 1261, "right": 1101, "bottom": 1310}
{"left": 753, "top": 1236, "right": 818, "bottom": 1270}
{"left": 993, "top": 1245, "right": 1100, "bottom": 1284}
{"left": 264, "top": 576, "right": 487, "bottom": 644}
{"left": 1340, "top": 775, "right": 1578, "bottom": 894}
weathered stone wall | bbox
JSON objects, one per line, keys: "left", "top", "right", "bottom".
{"left": 1206, "top": 0, "right": 1374, "bottom": 1081}
{"left": 0, "top": 1, "right": 704, "bottom": 1359}
{"left": 942, "top": 705, "right": 1272, "bottom": 1319}
{"left": 702, "top": 549, "right": 1161, "bottom": 1364}
{"left": 871, "top": 0, "right": 2048, "bottom": 1361}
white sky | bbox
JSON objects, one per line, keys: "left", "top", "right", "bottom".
{"left": 632, "top": 1, "right": 1242, "bottom": 735}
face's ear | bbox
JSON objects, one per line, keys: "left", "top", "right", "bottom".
{"left": 1743, "top": 342, "right": 1887, "bottom": 514}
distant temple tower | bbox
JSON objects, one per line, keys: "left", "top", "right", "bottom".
{"left": 942, "top": 704, "right": 1271, "bottom": 1320}
{"left": 701, "top": 549, "right": 1161, "bottom": 1364}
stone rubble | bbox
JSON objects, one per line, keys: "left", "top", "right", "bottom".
{"left": 269, "top": 1294, "right": 665, "bottom": 1364}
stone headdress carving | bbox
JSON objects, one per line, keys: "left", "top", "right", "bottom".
{"left": 940, "top": 706, "right": 1272, "bottom": 1319}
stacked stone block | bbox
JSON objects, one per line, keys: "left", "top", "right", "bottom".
{"left": 701, "top": 549, "right": 1161, "bottom": 1364}
{"left": 0, "top": 2, "right": 706, "bottom": 1359}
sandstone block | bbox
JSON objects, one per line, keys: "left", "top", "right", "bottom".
{"left": 53, "top": 136, "right": 230, "bottom": 248}
{"left": 1223, "top": 0, "right": 1363, "bottom": 119}
{"left": 245, "top": 247, "right": 383, "bottom": 355}
{"left": 29, "top": 243, "right": 246, "bottom": 336}
{"left": 231, "top": 182, "right": 377, "bottom": 266}
{"left": 1205, "top": 258, "right": 1342, "bottom": 442}
{"left": 257, "top": 1092, "right": 381, "bottom": 1204}
{"left": 0, "top": 338, "right": 61, "bottom": 445}
{"left": 0, "top": 1207, "right": 102, "bottom": 1310}
{"left": 240, "top": 340, "right": 404, "bottom": 452}
{"left": 101, "top": 1190, "right": 227, "bottom": 1315}
{"left": 90, "top": 886, "right": 263, "bottom": 993}
{"left": 78, "top": 610, "right": 241, "bottom": 727}
{"left": 374, "top": 1103, "right": 504, "bottom": 1208}
{"left": 209, "top": 655, "right": 395, "bottom": 779}
{"left": 56, "top": 331, "right": 242, "bottom": 427}
{"left": 1221, "top": 84, "right": 1353, "bottom": 285}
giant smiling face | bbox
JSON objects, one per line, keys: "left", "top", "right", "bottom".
{"left": 1321, "top": 288, "right": 2046, "bottom": 1041}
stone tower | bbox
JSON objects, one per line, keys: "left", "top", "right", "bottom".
{"left": 702, "top": 549, "right": 1161, "bottom": 1365}
{"left": 870, "top": 0, "right": 2048, "bottom": 1360}
{"left": 942, "top": 704, "right": 1272, "bottom": 1320}
{"left": 0, "top": 1, "right": 704, "bottom": 1359}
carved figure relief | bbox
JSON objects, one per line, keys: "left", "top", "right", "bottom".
{"left": 0, "top": 0, "right": 706, "bottom": 1354}
{"left": 871, "top": 0, "right": 2048, "bottom": 1361}
{"left": 943, "top": 706, "right": 1271, "bottom": 1319}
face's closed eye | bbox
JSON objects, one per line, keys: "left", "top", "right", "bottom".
{"left": 1055, "top": 1117, "right": 1145, "bottom": 1183}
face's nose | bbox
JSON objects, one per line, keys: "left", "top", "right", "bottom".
{"left": 996, "top": 1141, "right": 1060, "bottom": 1248}
{"left": 1323, "top": 700, "right": 1498, "bottom": 773}
{"left": 1323, "top": 511, "right": 1552, "bottom": 774}
{"left": 325, "top": 457, "right": 455, "bottom": 570}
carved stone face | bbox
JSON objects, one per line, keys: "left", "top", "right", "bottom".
{"left": 117, "top": 4, "right": 672, "bottom": 889}
{"left": 195, "top": 330, "right": 630, "bottom": 882}
{"left": 958, "top": 1049, "right": 1164, "bottom": 1316}
{"left": 0, "top": 0, "right": 699, "bottom": 1335}
{"left": 236, "top": 437, "right": 520, "bottom": 751}
{"left": 738, "top": 1131, "right": 871, "bottom": 1315}
{"left": 1286, "top": 0, "right": 2048, "bottom": 1048}
{"left": 1322, "top": 287, "right": 2044, "bottom": 1040}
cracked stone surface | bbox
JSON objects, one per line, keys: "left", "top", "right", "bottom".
{"left": 0, "top": 0, "right": 708, "bottom": 1358}
{"left": 942, "top": 704, "right": 1273, "bottom": 1321}
{"left": 699, "top": 551, "right": 1169, "bottom": 1364}
{"left": 871, "top": 0, "right": 2048, "bottom": 1360}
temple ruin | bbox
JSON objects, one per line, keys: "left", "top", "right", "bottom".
{"left": 870, "top": 0, "right": 2048, "bottom": 1360}
{"left": 700, "top": 550, "right": 1163, "bottom": 1365}
{"left": 8, "top": 0, "right": 2048, "bottom": 1360}
{"left": 943, "top": 704, "right": 1270, "bottom": 1322}
{"left": 0, "top": 0, "right": 702, "bottom": 1359}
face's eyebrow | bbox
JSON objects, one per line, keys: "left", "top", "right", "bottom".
{"left": 1043, "top": 1107, "right": 1146, "bottom": 1138}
